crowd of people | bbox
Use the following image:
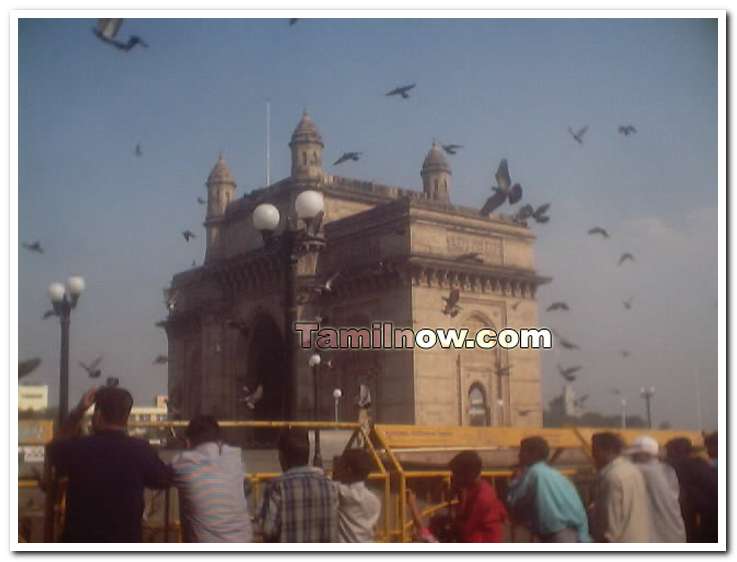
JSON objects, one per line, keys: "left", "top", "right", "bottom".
{"left": 46, "top": 386, "right": 719, "bottom": 544}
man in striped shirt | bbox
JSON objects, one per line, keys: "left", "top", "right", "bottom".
{"left": 171, "top": 416, "right": 253, "bottom": 542}
{"left": 259, "top": 427, "right": 339, "bottom": 542}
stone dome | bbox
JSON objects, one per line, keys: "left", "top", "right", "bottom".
{"left": 290, "top": 111, "right": 324, "bottom": 147}
{"left": 421, "top": 141, "right": 451, "bottom": 175}
{"left": 207, "top": 153, "right": 236, "bottom": 186}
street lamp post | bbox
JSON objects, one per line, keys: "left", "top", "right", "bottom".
{"left": 640, "top": 386, "right": 655, "bottom": 429}
{"left": 308, "top": 352, "right": 322, "bottom": 468}
{"left": 333, "top": 388, "right": 342, "bottom": 423}
{"left": 252, "top": 190, "right": 325, "bottom": 421}
{"left": 47, "top": 277, "right": 85, "bottom": 428}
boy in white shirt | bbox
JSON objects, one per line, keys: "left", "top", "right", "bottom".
{"left": 332, "top": 449, "right": 382, "bottom": 542}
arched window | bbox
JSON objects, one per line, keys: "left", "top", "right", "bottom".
{"left": 468, "top": 383, "right": 489, "bottom": 426}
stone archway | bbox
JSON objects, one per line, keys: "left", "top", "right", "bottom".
{"left": 244, "top": 312, "right": 287, "bottom": 423}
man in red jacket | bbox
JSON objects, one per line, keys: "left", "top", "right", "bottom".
{"left": 449, "top": 450, "right": 508, "bottom": 542}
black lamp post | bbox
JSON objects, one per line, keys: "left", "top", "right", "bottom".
{"left": 47, "top": 276, "right": 85, "bottom": 429}
{"left": 252, "top": 190, "right": 325, "bottom": 421}
{"left": 309, "top": 352, "right": 323, "bottom": 467}
{"left": 640, "top": 386, "right": 655, "bottom": 429}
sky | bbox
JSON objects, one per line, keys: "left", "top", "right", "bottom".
{"left": 18, "top": 18, "right": 718, "bottom": 428}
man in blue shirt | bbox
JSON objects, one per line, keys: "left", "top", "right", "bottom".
{"left": 506, "top": 436, "right": 591, "bottom": 542}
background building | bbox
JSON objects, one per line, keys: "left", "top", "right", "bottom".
{"left": 163, "top": 113, "right": 547, "bottom": 427}
{"left": 18, "top": 385, "right": 48, "bottom": 412}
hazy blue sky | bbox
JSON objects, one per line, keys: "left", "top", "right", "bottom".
{"left": 18, "top": 18, "right": 717, "bottom": 428}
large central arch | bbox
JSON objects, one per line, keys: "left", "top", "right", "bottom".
{"left": 244, "top": 312, "right": 288, "bottom": 423}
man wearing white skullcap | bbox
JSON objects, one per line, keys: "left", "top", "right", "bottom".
{"left": 627, "top": 436, "right": 686, "bottom": 542}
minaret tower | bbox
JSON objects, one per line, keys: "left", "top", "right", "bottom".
{"left": 204, "top": 153, "right": 236, "bottom": 262}
{"left": 421, "top": 141, "right": 451, "bottom": 203}
{"left": 289, "top": 111, "right": 324, "bottom": 181}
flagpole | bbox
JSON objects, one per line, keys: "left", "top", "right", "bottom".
{"left": 266, "top": 99, "right": 271, "bottom": 186}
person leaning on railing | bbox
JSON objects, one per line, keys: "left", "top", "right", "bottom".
{"left": 47, "top": 386, "right": 172, "bottom": 542}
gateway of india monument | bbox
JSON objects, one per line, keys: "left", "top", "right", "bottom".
{"left": 162, "top": 112, "right": 548, "bottom": 428}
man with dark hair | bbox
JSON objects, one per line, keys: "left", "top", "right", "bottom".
{"left": 590, "top": 432, "right": 652, "bottom": 542}
{"left": 171, "top": 415, "right": 253, "bottom": 542}
{"left": 48, "top": 387, "right": 171, "bottom": 542}
{"left": 259, "top": 427, "right": 338, "bottom": 542}
{"left": 665, "top": 437, "right": 718, "bottom": 542}
{"left": 332, "top": 449, "right": 381, "bottom": 542}
{"left": 506, "top": 436, "right": 590, "bottom": 542}
{"left": 447, "top": 450, "right": 507, "bottom": 542}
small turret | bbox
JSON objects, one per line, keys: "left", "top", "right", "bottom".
{"left": 204, "top": 153, "right": 236, "bottom": 262}
{"left": 289, "top": 111, "right": 324, "bottom": 181}
{"left": 421, "top": 142, "right": 451, "bottom": 203}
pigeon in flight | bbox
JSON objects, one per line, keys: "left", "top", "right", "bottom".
{"left": 163, "top": 288, "right": 177, "bottom": 313}
{"left": 289, "top": 18, "right": 299, "bottom": 26}
{"left": 618, "top": 253, "right": 635, "bottom": 266}
{"left": 568, "top": 125, "right": 588, "bottom": 145}
{"left": 93, "top": 19, "right": 148, "bottom": 52}
{"left": 611, "top": 388, "right": 622, "bottom": 395}
{"left": 442, "top": 144, "right": 463, "bottom": 155}
{"left": 532, "top": 203, "right": 551, "bottom": 224}
{"left": 442, "top": 288, "right": 462, "bottom": 318}
{"left": 311, "top": 270, "right": 341, "bottom": 295}
{"left": 135, "top": 144, "right": 142, "bottom": 157}
{"left": 620, "top": 350, "right": 631, "bottom": 358}
{"left": 42, "top": 309, "right": 55, "bottom": 320}
{"left": 19, "top": 358, "right": 42, "bottom": 379}
{"left": 153, "top": 354, "right": 168, "bottom": 365}
{"left": 623, "top": 297, "right": 633, "bottom": 310}
{"left": 22, "top": 241, "right": 43, "bottom": 254}
{"left": 182, "top": 230, "right": 196, "bottom": 242}
{"left": 574, "top": 394, "right": 589, "bottom": 408}
{"left": 552, "top": 330, "right": 579, "bottom": 350}
{"left": 558, "top": 364, "right": 582, "bottom": 382}
{"left": 455, "top": 252, "right": 483, "bottom": 264}
{"left": 241, "top": 385, "right": 264, "bottom": 410}
{"left": 510, "top": 301, "right": 522, "bottom": 311}
{"left": 480, "top": 159, "right": 523, "bottom": 216}
{"left": 512, "top": 204, "right": 535, "bottom": 224}
{"left": 547, "top": 302, "right": 570, "bottom": 312}
{"left": 588, "top": 227, "right": 609, "bottom": 238}
{"left": 106, "top": 377, "right": 120, "bottom": 388}
{"left": 197, "top": 197, "right": 206, "bottom": 205}
{"left": 79, "top": 356, "right": 103, "bottom": 379}
{"left": 618, "top": 125, "right": 637, "bottom": 136}
{"left": 385, "top": 84, "right": 416, "bottom": 99}
{"left": 333, "top": 152, "right": 362, "bottom": 166}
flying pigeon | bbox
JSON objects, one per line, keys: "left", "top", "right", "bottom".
{"left": 574, "top": 394, "right": 589, "bottom": 408}
{"left": 42, "top": 309, "right": 55, "bottom": 320}
{"left": 357, "top": 384, "right": 372, "bottom": 408}
{"left": 588, "top": 227, "right": 609, "bottom": 238}
{"left": 182, "top": 230, "right": 196, "bottom": 242}
{"left": 618, "top": 253, "right": 635, "bottom": 266}
{"left": 289, "top": 18, "right": 299, "bottom": 25}
{"left": 153, "top": 354, "right": 168, "bottom": 365}
{"left": 79, "top": 356, "right": 103, "bottom": 379}
{"left": 134, "top": 144, "right": 142, "bottom": 157}
{"left": 532, "top": 203, "right": 551, "bottom": 224}
{"left": 333, "top": 152, "right": 362, "bottom": 166}
{"left": 442, "top": 288, "right": 462, "bottom": 318}
{"left": 611, "top": 388, "right": 622, "bottom": 395}
{"left": 512, "top": 204, "right": 535, "bottom": 224}
{"left": 441, "top": 144, "right": 463, "bottom": 155}
{"left": 620, "top": 350, "right": 631, "bottom": 358}
{"left": 241, "top": 385, "right": 264, "bottom": 410}
{"left": 385, "top": 84, "right": 416, "bottom": 99}
{"left": 312, "top": 270, "right": 341, "bottom": 295}
{"left": 618, "top": 125, "right": 637, "bottom": 136}
{"left": 106, "top": 377, "right": 119, "bottom": 388}
{"left": 558, "top": 364, "right": 582, "bottom": 382}
{"left": 623, "top": 297, "right": 633, "bottom": 310}
{"left": 480, "top": 159, "right": 523, "bottom": 216}
{"left": 568, "top": 125, "right": 588, "bottom": 145}
{"left": 552, "top": 330, "right": 579, "bottom": 350}
{"left": 510, "top": 301, "right": 522, "bottom": 311}
{"left": 93, "top": 19, "right": 148, "bottom": 52}
{"left": 455, "top": 252, "right": 483, "bottom": 264}
{"left": 19, "top": 358, "right": 42, "bottom": 379}
{"left": 22, "top": 241, "right": 43, "bottom": 254}
{"left": 163, "top": 288, "right": 177, "bottom": 312}
{"left": 547, "top": 302, "right": 570, "bottom": 312}
{"left": 197, "top": 197, "right": 206, "bottom": 205}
